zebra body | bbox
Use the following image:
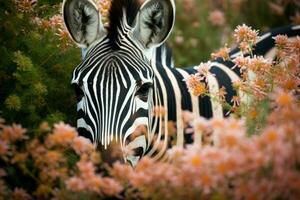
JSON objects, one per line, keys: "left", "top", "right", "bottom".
{"left": 62, "top": 0, "right": 300, "bottom": 165}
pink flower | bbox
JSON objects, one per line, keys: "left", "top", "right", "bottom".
{"left": 46, "top": 122, "right": 77, "bottom": 147}
{"left": 184, "top": 75, "right": 207, "bottom": 96}
{"left": 110, "top": 162, "right": 133, "bottom": 184}
{"left": 12, "top": 188, "right": 31, "bottom": 200}
{"left": 175, "top": 35, "right": 184, "bottom": 45}
{"left": 77, "top": 160, "right": 96, "bottom": 178}
{"left": 86, "top": 176, "right": 102, "bottom": 193}
{"left": 232, "top": 55, "right": 250, "bottom": 72}
{"left": 0, "top": 141, "right": 9, "bottom": 156}
{"left": 211, "top": 45, "right": 230, "bottom": 61}
{"left": 99, "top": 177, "right": 123, "bottom": 196}
{"left": 72, "top": 136, "right": 95, "bottom": 155}
{"left": 234, "top": 24, "right": 259, "bottom": 45}
{"left": 65, "top": 177, "right": 86, "bottom": 192}
{"left": 0, "top": 124, "right": 27, "bottom": 142}
{"left": 208, "top": 10, "right": 226, "bottom": 27}
{"left": 194, "top": 61, "right": 215, "bottom": 83}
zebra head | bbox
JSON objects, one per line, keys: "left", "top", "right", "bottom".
{"left": 63, "top": 0, "right": 175, "bottom": 165}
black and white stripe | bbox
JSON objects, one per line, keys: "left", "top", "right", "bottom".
{"left": 63, "top": 0, "right": 300, "bottom": 165}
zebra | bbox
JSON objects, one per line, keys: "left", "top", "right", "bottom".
{"left": 62, "top": 0, "right": 300, "bottom": 165}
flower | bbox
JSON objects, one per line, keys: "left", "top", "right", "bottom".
{"left": 65, "top": 177, "right": 86, "bottom": 192}
{"left": 175, "top": 35, "right": 184, "bottom": 45}
{"left": 208, "top": 10, "right": 226, "bottom": 27}
{"left": 46, "top": 122, "right": 77, "bottom": 147}
{"left": 153, "top": 106, "right": 166, "bottom": 117}
{"left": 185, "top": 75, "right": 207, "bottom": 96}
{"left": 271, "top": 88, "right": 294, "bottom": 107}
{"left": 15, "top": 0, "right": 37, "bottom": 13}
{"left": 0, "top": 124, "right": 27, "bottom": 142}
{"left": 110, "top": 162, "right": 133, "bottom": 184}
{"left": 0, "top": 141, "right": 9, "bottom": 156}
{"left": 216, "top": 86, "right": 227, "bottom": 102}
{"left": 211, "top": 45, "right": 230, "bottom": 61}
{"left": 232, "top": 55, "right": 250, "bottom": 72}
{"left": 234, "top": 24, "right": 259, "bottom": 45}
{"left": 273, "top": 35, "right": 289, "bottom": 49}
{"left": 99, "top": 177, "right": 123, "bottom": 196}
{"left": 194, "top": 61, "right": 214, "bottom": 82}
{"left": 77, "top": 160, "right": 96, "bottom": 178}
{"left": 95, "top": 0, "right": 112, "bottom": 25}
{"left": 72, "top": 136, "right": 95, "bottom": 155}
{"left": 247, "top": 55, "right": 272, "bottom": 74}
{"left": 231, "top": 95, "right": 241, "bottom": 107}
{"left": 12, "top": 188, "right": 32, "bottom": 200}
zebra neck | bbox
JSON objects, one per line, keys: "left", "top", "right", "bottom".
{"left": 148, "top": 48, "right": 201, "bottom": 157}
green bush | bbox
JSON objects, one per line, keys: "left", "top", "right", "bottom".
{"left": 0, "top": 0, "right": 80, "bottom": 127}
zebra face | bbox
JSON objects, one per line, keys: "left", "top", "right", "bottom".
{"left": 63, "top": 0, "right": 175, "bottom": 165}
{"left": 71, "top": 48, "right": 154, "bottom": 154}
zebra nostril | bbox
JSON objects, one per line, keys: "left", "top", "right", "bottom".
{"left": 77, "top": 128, "right": 93, "bottom": 143}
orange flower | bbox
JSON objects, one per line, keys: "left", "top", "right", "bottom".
{"left": 217, "top": 86, "right": 227, "bottom": 102}
{"left": 99, "top": 177, "right": 123, "bottom": 196}
{"left": 77, "top": 160, "right": 96, "bottom": 178}
{"left": 287, "top": 36, "right": 300, "bottom": 57}
{"left": 15, "top": 0, "right": 37, "bottom": 13}
{"left": 272, "top": 89, "right": 294, "bottom": 107}
{"left": 262, "top": 129, "right": 280, "bottom": 143}
{"left": 86, "top": 176, "right": 102, "bottom": 193}
{"left": 46, "top": 122, "right": 77, "bottom": 147}
{"left": 248, "top": 56, "right": 272, "bottom": 73}
{"left": 195, "top": 61, "right": 215, "bottom": 82}
{"left": 153, "top": 106, "right": 166, "bottom": 117}
{"left": 233, "top": 56, "right": 250, "bottom": 72}
{"left": 96, "top": 0, "right": 112, "bottom": 24}
{"left": 185, "top": 75, "right": 207, "bottom": 96}
{"left": 211, "top": 45, "right": 230, "bottom": 61}
{"left": 0, "top": 124, "right": 27, "bottom": 142}
{"left": 11, "top": 153, "right": 28, "bottom": 164}
{"left": 44, "top": 151, "right": 64, "bottom": 167}
{"left": 273, "top": 35, "right": 288, "bottom": 49}
{"left": 72, "top": 136, "right": 95, "bottom": 155}
{"left": 234, "top": 24, "right": 259, "bottom": 45}
{"left": 192, "top": 82, "right": 207, "bottom": 96}
{"left": 190, "top": 155, "right": 202, "bottom": 167}
{"left": 65, "top": 177, "right": 86, "bottom": 192}
{"left": 231, "top": 95, "right": 241, "bottom": 107}
{"left": 111, "top": 162, "right": 133, "bottom": 184}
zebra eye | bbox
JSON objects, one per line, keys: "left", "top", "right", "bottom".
{"left": 136, "top": 83, "right": 152, "bottom": 100}
{"left": 72, "top": 83, "right": 84, "bottom": 101}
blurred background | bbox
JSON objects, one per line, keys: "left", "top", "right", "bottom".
{"left": 0, "top": 0, "right": 299, "bottom": 128}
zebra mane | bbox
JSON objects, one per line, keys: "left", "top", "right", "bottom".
{"left": 108, "top": 0, "right": 141, "bottom": 49}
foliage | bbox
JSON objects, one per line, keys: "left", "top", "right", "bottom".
{"left": 171, "top": 0, "right": 299, "bottom": 66}
{"left": 0, "top": 0, "right": 80, "bottom": 127}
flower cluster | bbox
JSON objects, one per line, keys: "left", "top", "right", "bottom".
{"left": 95, "top": 0, "right": 112, "bottom": 25}
{"left": 233, "top": 24, "right": 259, "bottom": 54}
{"left": 0, "top": 120, "right": 124, "bottom": 199}
{"left": 15, "top": 0, "right": 37, "bottom": 13}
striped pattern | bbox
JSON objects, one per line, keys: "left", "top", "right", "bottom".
{"left": 66, "top": 0, "right": 300, "bottom": 165}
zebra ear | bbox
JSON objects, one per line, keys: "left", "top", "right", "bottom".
{"left": 62, "top": 0, "right": 105, "bottom": 48}
{"left": 133, "top": 0, "right": 175, "bottom": 49}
